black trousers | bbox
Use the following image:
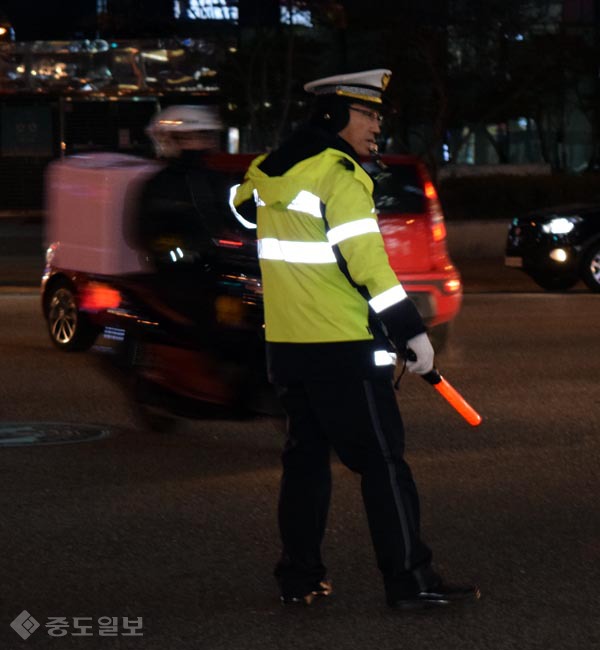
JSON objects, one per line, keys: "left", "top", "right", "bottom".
{"left": 274, "top": 375, "right": 434, "bottom": 598}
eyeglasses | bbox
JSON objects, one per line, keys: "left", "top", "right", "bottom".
{"left": 348, "top": 106, "right": 384, "bottom": 125}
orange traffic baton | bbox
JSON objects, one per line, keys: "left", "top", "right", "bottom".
{"left": 421, "top": 369, "right": 482, "bottom": 427}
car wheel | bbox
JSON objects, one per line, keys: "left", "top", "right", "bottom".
{"left": 530, "top": 272, "right": 578, "bottom": 291}
{"left": 581, "top": 243, "right": 600, "bottom": 292}
{"left": 46, "top": 281, "right": 98, "bottom": 351}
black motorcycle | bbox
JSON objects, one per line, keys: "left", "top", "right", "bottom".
{"left": 89, "top": 241, "right": 274, "bottom": 432}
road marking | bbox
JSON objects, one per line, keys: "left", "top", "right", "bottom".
{"left": 0, "top": 422, "right": 113, "bottom": 447}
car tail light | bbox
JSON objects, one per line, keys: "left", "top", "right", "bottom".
{"left": 215, "top": 238, "right": 244, "bottom": 248}
{"left": 431, "top": 215, "right": 447, "bottom": 242}
{"left": 429, "top": 202, "right": 447, "bottom": 243}
{"left": 422, "top": 179, "right": 447, "bottom": 243}
{"left": 79, "top": 283, "right": 122, "bottom": 311}
{"left": 443, "top": 277, "right": 462, "bottom": 294}
{"left": 424, "top": 180, "right": 437, "bottom": 200}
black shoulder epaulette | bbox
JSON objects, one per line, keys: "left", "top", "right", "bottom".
{"left": 338, "top": 158, "right": 355, "bottom": 172}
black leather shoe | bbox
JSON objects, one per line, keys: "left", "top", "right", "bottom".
{"left": 387, "top": 581, "right": 480, "bottom": 609}
{"left": 280, "top": 580, "right": 333, "bottom": 606}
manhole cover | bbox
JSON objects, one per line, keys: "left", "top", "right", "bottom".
{"left": 0, "top": 423, "right": 112, "bottom": 447}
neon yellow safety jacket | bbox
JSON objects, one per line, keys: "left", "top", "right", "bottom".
{"left": 234, "top": 133, "right": 425, "bottom": 382}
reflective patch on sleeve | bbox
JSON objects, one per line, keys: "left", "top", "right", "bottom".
{"left": 369, "top": 285, "right": 408, "bottom": 313}
{"left": 228, "top": 184, "right": 257, "bottom": 230}
{"left": 258, "top": 238, "right": 337, "bottom": 264}
{"left": 327, "top": 217, "right": 380, "bottom": 245}
{"left": 286, "top": 190, "right": 323, "bottom": 218}
{"left": 374, "top": 350, "right": 397, "bottom": 366}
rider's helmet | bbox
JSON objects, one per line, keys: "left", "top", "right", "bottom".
{"left": 146, "top": 104, "right": 223, "bottom": 158}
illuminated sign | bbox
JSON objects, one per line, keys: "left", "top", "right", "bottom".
{"left": 173, "top": 0, "right": 312, "bottom": 26}
{"left": 281, "top": 7, "right": 312, "bottom": 26}
{"left": 173, "top": 0, "right": 238, "bottom": 21}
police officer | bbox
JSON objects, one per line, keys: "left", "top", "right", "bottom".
{"left": 234, "top": 70, "right": 479, "bottom": 609}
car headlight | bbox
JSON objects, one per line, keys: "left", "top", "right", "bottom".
{"left": 541, "top": 216, "right": 581, "bottom": 235}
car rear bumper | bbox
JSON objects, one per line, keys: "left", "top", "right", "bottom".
{"left": 401, "top": 272, "right": 463, "bottom": 327}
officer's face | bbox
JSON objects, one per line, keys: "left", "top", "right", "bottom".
{"left": 338, "top": 103, "right": 382, "bottom": 156}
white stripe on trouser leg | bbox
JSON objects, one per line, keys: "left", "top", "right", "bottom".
{"left": 363, "top": 380, "right": 413, "bottom": 571}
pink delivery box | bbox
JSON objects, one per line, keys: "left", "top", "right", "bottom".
{"left": 45, "top": 152, "right": 162, "bottom": 276}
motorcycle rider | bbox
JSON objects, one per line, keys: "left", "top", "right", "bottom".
{"left": 129, "top": 104, "right": 253, "bottom": 408}
{"left": 136, "top": 103, "right": 224, "bottom": 298}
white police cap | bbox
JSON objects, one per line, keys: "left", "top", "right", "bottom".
{"left": 303, "top": 69, "right": 392, "bottom": 105}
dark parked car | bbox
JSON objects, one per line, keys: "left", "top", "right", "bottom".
{"left": 505, "top": 204, "right": 600, "bottom": 291}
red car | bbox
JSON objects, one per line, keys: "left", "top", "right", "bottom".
{"left": 364, "top": 153, "right": 462, "bottom": 349}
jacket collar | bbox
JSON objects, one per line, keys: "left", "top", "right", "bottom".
{"left": 258, "top": 124, "right": 360, "bottom": 177}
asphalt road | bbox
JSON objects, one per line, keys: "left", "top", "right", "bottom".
{"left": 0, "top": 291, "right": 599, "bottom": 649}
